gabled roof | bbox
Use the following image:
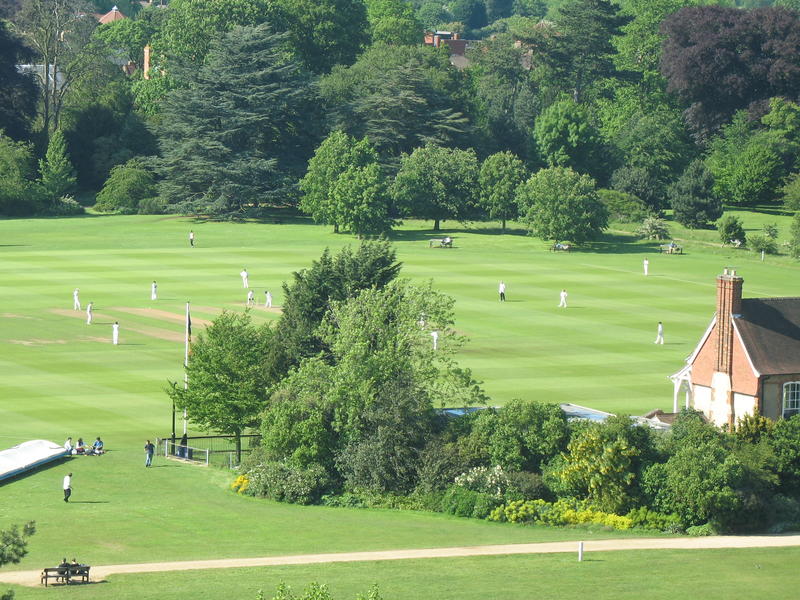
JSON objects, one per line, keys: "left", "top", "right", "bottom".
{"left": 98, "top": 6, "right": 126, "bottom": 24}
{"left": 736, "top": 297, "right": 800, "bottom": 375}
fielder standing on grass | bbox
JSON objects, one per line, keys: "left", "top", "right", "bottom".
{"left": 73, "top": 288, "right": 80, "bottom": 310}
{"left": 655, "top": 321, "right": 664, "bottom": 344}
{"left": 189, "top": 230, "right": 195, "bottom": 247}
{"left": 63, "top": 472, "right": 72, "bottom": 502}
{"left": 86, "top": 302, "right": 93, "bottom": 324}
{"left": 247, "top": 290, "right": 254, "bottom": 306}
{"left": 559, "top": 289, "right": 568, "bottom": 308}
{"left": 499, "top": 281, "right": 506, "bottom": 302}
{"left": 151, "top": 280, "right": 158, "bottom": 300}
{"left": 265, "top": 290, "right": 272, "bottom": 308}
{"left": 643, "top": 257, "right": 649, "bottom": 276}
{"left": 240, "top": 268, "right": 249, "bottom": 288}
{"left": 112, "top": 321, "right": 119, "bottom": 345}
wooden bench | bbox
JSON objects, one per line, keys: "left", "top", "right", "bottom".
{"left": 660, "top": 243, "right": 683, "bottom": 254}
{"left": 41, "top": 565, "right": 90, "bottom": 586}
{"left": 550, "top": 243, "right": 571, "bottom": 252}
{"left": 429, "top": 237, "right": 453, "bottom": 248}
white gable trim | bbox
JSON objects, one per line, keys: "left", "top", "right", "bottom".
{"left": 732, "top": 318, "right": 761, "bottom": 378}
{"left": 687, "top": 315, "right": 716, "bottom": 365}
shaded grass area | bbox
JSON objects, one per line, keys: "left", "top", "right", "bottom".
{"left": 7, "top": 547, "right": 799, "bottom": 600}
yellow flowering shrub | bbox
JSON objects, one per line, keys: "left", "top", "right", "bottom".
{"left": 231, "top": 474, "right": 250, "bottom": 494}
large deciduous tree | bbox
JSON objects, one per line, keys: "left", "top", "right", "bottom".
{"left": 158, "top": 24, "right": 320, "bottom": 215}
{"left": 299, "top": 131, "right": 380, "bottom": 232}
{"left": 329, "top": 163, "right": 393, "bottom": 237}
{"left": 14, "top": 0, "right": 100, "bottom": 136}
{"left": 478, "top": 151, "right": 527, "bottom": 231}
{"left": 271, "top": 0, "right": 368, "bottom": 73}
{"left": 515, "top": 166, "right": 608, "bottom": 243}
{"left": 660, "top": 5, "right": 800, "bottom": 140}
{"left": 167, "top": 311, "right": 273, "bottom": 462}
{"left": 0, "top": 133, "right": 41, "bottom": 216}
{"left": 392, "top": 144, "right": 479, "bottom": 231}
{"left": 365, "top": 0, "right": 422, "bottom": 46}
{"left": 533, "top": 99, "right": 606, "bottom": 182}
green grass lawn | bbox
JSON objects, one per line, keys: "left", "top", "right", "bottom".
{"left": 6, "top": 547, "right": 800, "bottom": 599}
{"left": 1, "top": 213, "right": 799, "bottom": 598}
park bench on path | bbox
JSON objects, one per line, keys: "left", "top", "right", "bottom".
{"left": 40, "top": 565, "right": 90, "bottom": 587}
{"left": 660, "top": 243, "right": 683, "bottom": 254}
{"left": 429, "top": 237, "right": 453, "bottom": 248}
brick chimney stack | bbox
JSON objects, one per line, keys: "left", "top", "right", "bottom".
{"left": 715, "top": 268, "right": 743, "bottom": 375}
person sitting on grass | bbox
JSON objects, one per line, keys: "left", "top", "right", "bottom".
{"left": 75, "top": 438, "right": 87, "bottom": 454}
{"left": 64, "top": 437, "right": 73, "bottom": 454}
{"left": 91, "top": 437, "right": 104, "bottom": 455}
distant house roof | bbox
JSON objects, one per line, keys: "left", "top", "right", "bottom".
{"left": 735, "top": 297, "right": 800, "bottom": 375}
{"left": 98, "top": 5, "right": 126, "bottom": 24}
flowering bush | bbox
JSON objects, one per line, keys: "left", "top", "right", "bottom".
{"left": 231, "top": 474, "right": 250, "bottom": 494}
{"left": 454, "top": 465, "right": 510, "bottom": 498}
{"left": 488, "top": 499, "right": 633, "bottom": 530}
{"left": 243, "top": 461, "right": 329, "bottom": 505}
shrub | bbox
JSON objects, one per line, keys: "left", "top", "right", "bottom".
{"left": 637, "top": 216, "right": 670, "bottom": 240}
{"left": 242, "top": 460, "right": 329, "bottom": 504}
{"left": 762, "top": 222, "right": 779, "bottom": 239}
{"left": 788, "top": 213, "right": 800, "bottom": 259}
{"left": 505, "top": 470, "right": 552, "bottom": 502}
{"left": 686, "top": 522, "right": 718, "bottom": 536}
{"left": 95, "top": 158, "right": 156, "bottom": 213}
{"left": 46, "top": 194, "right": 84, "bottom": 216}
{"left": 717, "top": 215, "right": 746, "bottom": 246}
{"left": 668, "top": 160, "right": 720, "bottom": 228}
{"left": 488, "top": 499, "right": 633, "bottom": 530}
{"left": 625, "top": 507, "right": 682, "bottom": 532}
{"left": 747, "top": 233, "right": 778, "bottom": 254}
{"left": 454, "top": 465, "right": 510, "bottom": 498}
{"left": 597, "top": 189, "right": 650, "bottom": 223}
{"left": 441, "top": 486, "right": 502, "bottom": 518}
{"left": 138, "top": 196, "right": 167, "bottom": 215}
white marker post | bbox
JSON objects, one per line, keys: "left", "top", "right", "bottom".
{"left": 578, "top": 541, "right": 584, "bottom": 562}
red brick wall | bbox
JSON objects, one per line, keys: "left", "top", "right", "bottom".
{"left": 731, "top": 330, "right": 759, "bottom": 395}
{"left": 691, "top": 325, "right": 717, "bottom": 387}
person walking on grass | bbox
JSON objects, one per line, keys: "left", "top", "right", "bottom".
{"left": 112, "top": 321, "right": 119, "bottom": 345}
{"left": 431, "top": 330, "right": 439, "bottom": 350}
{"left": 63, "top": 472, "right": 72, "bottom": 502}
{"left": 246, "top": 289, "right": 254, "bottom": 306}
{"left": 189, "top": 230, "right": 195, "bottom": 247}
{"left": 265, "top": 290, "right": 272, "bottom": 308}
{"left": 655, "top": 321, "right": 664, "bottom": 344}
{"left": 151, "top": 280, "right": 158, "bottom": 301}
{"left": 559, "top": 289, "right": 568, "bottom": 308}
{"left": 144, "top": 440, "right": 155, "bottom": 467}
{"left": 499, "top": 281, "right": 506, "bottom": 302}
{"left": 643, "top": 257, "right": 649, "bottom": 276}
{"left": 240, "top": 268, "right": 249, "bottom": 288}
{"left": 86, "top": 302, "right": 93, "bottom": 325}
{"left": 73, "top": 288, "right": 80, "bottom": 311}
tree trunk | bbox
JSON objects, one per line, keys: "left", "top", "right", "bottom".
{"left": 501, "top": 218, "right": 506, "bottom": 232}
{"left": 333, "top": 223, "right": 339, "bottom": 233}
{"left": 433, "top": 219, "right": 440, "bottom": 231}
{"left": 235, "top": 431, "right": 242, "bottom": 465}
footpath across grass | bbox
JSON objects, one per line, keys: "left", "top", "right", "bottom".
{"left": 5, "top": 547, "right": 799, "bottom": 600}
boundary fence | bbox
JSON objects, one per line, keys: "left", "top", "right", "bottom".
{"left": 157, "top": 434, "right": 261, "bottom": 468}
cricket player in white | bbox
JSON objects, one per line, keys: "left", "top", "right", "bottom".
{"left": 247, "top": 290, "right": 254, "bottom": 306}
{"left": 73, "top": 288, "right": 81, "bottom": 310}
{"left": 265, "top": 291, "right": 272, "bottom": 308}
{"left": 559, "top": 289, "right": 568, "bottom": 308}
{"left": 655, "top": 321, "right": 664, "bottom": 344}
{"left": 112, "top": 321, "right": 120, "bottom": 345}
{"left": 86, "top": 302, "right": 93, "bottom": 324}
{"left": 151, "top": 281, "right": 158, "bottom": 300}
{"left": 240, "top": 268, "right": 249, "bottom": 288}
{"left": 431, "top": 330, "right": 439, "bottom": 350}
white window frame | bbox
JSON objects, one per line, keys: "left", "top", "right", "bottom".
{"left": 783, "top": 382, "right": 800, "bottom": 419}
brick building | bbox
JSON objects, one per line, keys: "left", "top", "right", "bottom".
{"left": 671, "top": 269, "right": 800, "bottom": 427}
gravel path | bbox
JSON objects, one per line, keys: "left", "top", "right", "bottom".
{"left": 3, "top": 535, "right": 799, "bottom": 587}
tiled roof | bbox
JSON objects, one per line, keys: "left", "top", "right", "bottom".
{"left": 735, "top": 297, "right": 800, "bottom": 375}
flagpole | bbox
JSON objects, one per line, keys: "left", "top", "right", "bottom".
{"left": 184, "top": 301, "right": 190, "bottom": 435}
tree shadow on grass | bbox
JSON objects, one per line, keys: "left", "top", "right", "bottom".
{"left": 581, "top": 232, "right": 662, "bottom": 255}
